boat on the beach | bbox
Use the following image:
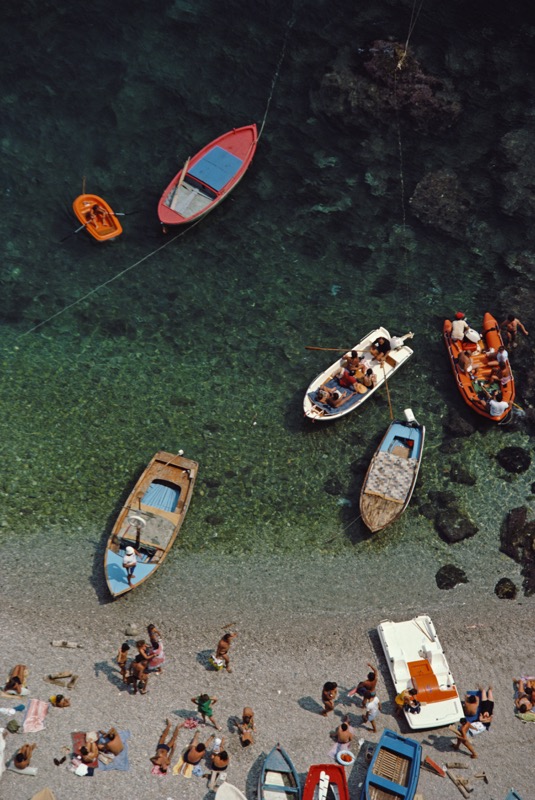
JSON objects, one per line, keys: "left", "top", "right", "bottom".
{"left": 303, "top": 329, "right": 414, "bottom": 421}
{"left": 504, "top": 791, "right": 523, "bottom": 800}
{"left": 443, "top": 311, "right": 514, "bottom": 422}
{"left": 377, "top": 615, "right": 462, "bottom": 730}
{"left": 158, "top": 124, "right": 258, "bottom": 229}
{"left": 360, "top": 408, "right": 425, "bottom": 533}
{"left": 258, "top": 744, "right": 301, "bottom": 800}
{"left": 360, "top": 728, "right": 421, "bottom": 800}
{"left": 104, "top": 450, "right": 198, "bottom": 599}
{"left": 216, "top": 784, "right": 248, "bottom": 800}
{"left": 72, "top": 193, "right": 123, "bottom": 241}
{"left": 303, "top": 764, "right": 349, "bottom": 800}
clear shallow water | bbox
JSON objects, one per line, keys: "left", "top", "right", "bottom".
{"left": 0, "top": 0, "right": 533, "bottom": 571}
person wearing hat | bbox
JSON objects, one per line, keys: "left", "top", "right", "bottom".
{"left": 122, "top": 545, "right": 138, "bottom": 587}
{"left": 451, "top": 313, "right": 469, "bottom": 342}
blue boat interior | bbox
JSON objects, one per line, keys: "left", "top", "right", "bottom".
{"left": 106, "top": 549, "right": 157, "bottom": 596}
{"left": 142, "top": 479, "right": 181, "bottom": 513}
{"left": 308, "top": 379, "right": 369, "bottom": 415}
{"left": 188, "top": 145, "right": 244, "bottom": 192}
{"left": 365, "top": 731, "right": 421, "bottom": 799}
{"left": 380, "top": 423, "right": 423, "bottom": 458}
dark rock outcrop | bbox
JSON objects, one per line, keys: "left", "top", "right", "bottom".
{"left": 497, "top": 446, "right": 531, "bottom": 474}
{"left": 494, "top": 578, "right": 517, "bottom": 599}
{"left": 435, "top": 564, "right": 469, "bottom": 589}
{"left": 435, "top": 509, "right": 479, "bottom": 543}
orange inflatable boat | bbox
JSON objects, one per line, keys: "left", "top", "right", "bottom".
{"left": 443, "top": 312, "right": 515, "bottom": 422}
{"left": 72, "top": 194, "right": 123, "bottom": 241}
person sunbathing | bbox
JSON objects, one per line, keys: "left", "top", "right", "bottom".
{"left": 477, "top": 686, "right": 494, "bottom": 728}
{"left": 150, "top": 719, "right": 182, "bottom": 773}
{"left": 98, "top": 727, "right": 124, "bottom": 755}
{"left": 50, "top": 694, "right": 70, "bottom": 708}
{"left": 183, "top": 731, "right": 207, "bottom": 765}
{"left": 14, "top": 743, "right": 36, "bottom": 770}
{"left": 80, "top": 740, "right": 98, "bottom": 764}
{"left": 4, "top": 665, "right": 27, "bottom": 695}
{"left": 316, "top": 385, "right": 356, "bottom": 408}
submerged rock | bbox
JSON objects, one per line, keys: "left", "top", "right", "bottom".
{"left": 449, "top": 462, "right": 476, "bottom": 486}
{"left": 410, "top": 169, "right": 473, "bottom": 240}
{"left": 494, "top": 578, "right": 517, "bottom": 599}
{"left": 435, "top": 564, "right": 469, "bottom": 590}
{"left": 500, "top": 507, "right": 535, "bottom": 596}
{"left": 435, "top": 509, "right": 478, "bottom": 543}
{"left": 497, "top": 446, "right": 531, "bottom": 474}
{"left": 324, "top": 476, "right": 344, "bottom": 496}
{"left": 443, "top": 410, "right": 476, "bottom": 438}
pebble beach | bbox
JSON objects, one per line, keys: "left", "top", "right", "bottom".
{"left": 0, "top": 532, "right": 533, "bottom": 800}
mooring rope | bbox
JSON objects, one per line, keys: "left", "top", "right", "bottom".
{"left": 21, "top": 9, "right": 297, "bottom": 338}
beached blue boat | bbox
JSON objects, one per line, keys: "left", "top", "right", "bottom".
{"left": 361, "top": 729, "right": 421, "bottom": 800}
{"left": 258, "top": 744, "right": 301, "bottom": 800}
{"left": 360, "top": 409, "right": 425, "bottom": 532}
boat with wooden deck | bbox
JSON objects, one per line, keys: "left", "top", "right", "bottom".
{"left": 158, "top": 124, "right": 258, "bottom": 229}
{"left": 377, "top": 615, "right": 462, "bottom": 730}
{"left": 303, "top": 329, "right": 414, "bottom": 422}
{"left": 258, "top": 744, "right": 301, "bottom": 800}
{"left": 303, "top": 765, "right": 349, "bottom": 800}
{"left": 443, "top": 311, "right": 514, "bottom": 422}
{"left": 360, "top": 409, "right": 425, "bottom": 533}
{"left": 72, "top": 193, "right": 123, "bottom": 241}
{"left": 104, "top": 450, "right": 198, "bottom": 598}
{"left": 360, "top": 729, "right": 421, "bottom": 800}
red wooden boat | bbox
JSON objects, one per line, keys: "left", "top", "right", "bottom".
{"left": 72, "top": 193, "right": 123, "bottom": 241}
{"left": 158, "top": 124, "right": 257, "bottom": 229}
{"left": 443, "top": 312, "right": 514, "bottom": 422}
{"left": 303, "top": 765, "right": 350, "bottom": 800}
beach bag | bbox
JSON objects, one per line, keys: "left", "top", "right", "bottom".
{"left": 6, "top": 719, "right": 20, "bottom": 733}
{"left": 468, "top": 720, "right": 486, "bottom": 736}
{"left": 209, "top": 655, "right": 225, "bottom": 671}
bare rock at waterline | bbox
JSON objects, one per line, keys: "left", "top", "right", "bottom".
{"left": 495, "top": 577, "right": 517, "bottom": 599}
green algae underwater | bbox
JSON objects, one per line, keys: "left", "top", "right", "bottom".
{"left": 0, "top": 0, "right": 534, "bottom": 580}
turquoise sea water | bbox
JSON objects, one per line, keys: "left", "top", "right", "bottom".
{"left": 0, "top": 0, "right": 533, "bottom": 568}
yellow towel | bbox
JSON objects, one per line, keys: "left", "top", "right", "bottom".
{"left": 172, "top": 755, "right": 193, "bottom": 778}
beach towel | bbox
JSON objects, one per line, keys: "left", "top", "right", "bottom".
{"left": 172, "top": 754, "right": 194, "bottom": 777}
{"left": 151, "top": 764, "right": 169, "bottom": 776}
{"left": 516, "top": 710, "right": 535, "bottom": 722}
{"left": 1, "top": 688, "right": 29, "bottom": 698}
{"left": 71, "top": 731, "right": 98, "bottom": 768}
{"left": 329, "top": 738, "right": 353, "bottom": 760}
{"left": 23, "top": 699, "right": 48, "bottom": 733}
{"left": 97, "top": 730, "right": 131, "bottom": 771}
{"left": 7, "top": 760, "right": 38, "bottom": 776}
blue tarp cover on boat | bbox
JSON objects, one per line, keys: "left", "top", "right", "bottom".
{"left": 188, "top": 145, "right": 243, "bottom": 192}
{"left": 142, "top": 481, "right": 180, "bottom": 513}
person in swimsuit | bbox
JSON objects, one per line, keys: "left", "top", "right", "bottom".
{"left": 236, "top": 707, "right": 255, "bottom": 747}
{"left": 192, "top": 694, "right": 221, "bottom": 730}
{"left": 451, "top": 718, "right": 478, "bottom": 759}
{"left": 183, "top": 731, "right": 207, "bottom": 765}
{"left": 501, "top": 314, "right": 529, "bottom": 347}
{"left": 216, "top": 632, "right": 237, "bottom": 673}
{"left": 147, "top": 624, "right": 165, "bottom": 673}
{"left": 150, "top": 719, "right": 182, "bottom": 772}
{"left": 316, "top": 385, "right": 356, "bottom": 408}
{"left": 13, "top": 743, "right": 36, "bottom": 770}
{"left": 321, "top": 681, "right": 338, "bottom": 717}
{"left": 370, "top": 336, "right": 391, "bottom": 361}
{"left": 477, "top": 686, "right": 494, "bottom": 728}
{"left": 4, "top": 665, "right": 28, "bottom": 695}
{"left": 50, "top": 693, "right": 70, "bottom": 707}
{"left": 80, "top": 740, "right": 98, "bottom": 764}
{"left": 98, "top": 727, "right": 124, "bottom": 755}
{"left": 332, "top": 717, "right": 353, "bottom": 744}
{"left": 116, "top": 642, "right": 130, "bottom": 682}
{"left": 354, "top": 663, "right": 378, "bottom": 706}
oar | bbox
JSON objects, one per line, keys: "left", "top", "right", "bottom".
{"left": 305, "top": 346, "right": 364, "bottom": 353}
{"left": 381, "top": 361, "right": 394, "bottom": 420}
{"left": 59, "top": 223, "right": 87, "bottom": 243}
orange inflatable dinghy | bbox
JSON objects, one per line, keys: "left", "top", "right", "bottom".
{"left": 443, "top": 312, "right": 514, "bottom": 422}
{"left": 72, "top": 194, "right": 123, "bottom": 241}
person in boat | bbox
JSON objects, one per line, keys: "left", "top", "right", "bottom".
{"left": 483, "top": 389, "right": 513, "bottom": 417}
{"left": 150, "top": 718, "right": 182, "bottom": 772}
{"left": 394, "top": 687, "right": 420, "bottom": 716}
{"left": 354, "top": 663, "right": 378, "bottom": 705}
{"left": 316, "top": 385, "right": 357, "bottom": 408}
{"left": 457, "top": 350, "right": 475, "bottom": 375}
{"left": 486, "top": 344, "right": 508, "bottom": 368}
{"left": 235, "top": 707, "right": 255, "bottom": 747}
{"left": 4, "top": 665, "right": 28, "bottom": 695}
{"left": 360, "top": 368, "right": 377, "bottom": 389}
{"left": 370, "top": 336, "right": 391, "bottom": 362}
{"left": 341, "top": 350, "right": 362, "bottom": 371}
{"left": 321, "top": 681, "right": 338, "bottom": 717}
{"left": 486, "top": 363, "right": 512, "bottom": 388}
{"left": 500, "top": 313, "right": 529, "bottom": 347}
{"left": 98, "top": 727, "right": 124, "bottom": 755}
{"left": 13, "top": 742, "right": 37, "bottom": 770}
{"left": 451, "top": 718, "right": 478, "bottom": 758}
{"left": 122, "top": 545, "right": 138, "bottom": 587}
{"left": 338, "top": 368, "right": 360, "bottom": 390}
{"left": 451, "top": 312, "right": 470, "bottom": 343}
{"left": 88, "top": 203, "right": 110, "bottom": 226}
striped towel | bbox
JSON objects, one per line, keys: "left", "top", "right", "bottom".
{"left": 23, "top": 699, "right": 48, "bottom": 733}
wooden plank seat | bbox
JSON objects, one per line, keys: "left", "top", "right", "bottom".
{"left": 373, "top": 749, "right": 410, "bottom": 786}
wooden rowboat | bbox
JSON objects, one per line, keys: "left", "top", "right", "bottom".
{"left": 443, "top": 311, "right": 514, "bottom": 422}
{"left": 72, "top": 193, "right": 123, "bottom": 241}
{"left": 304, "top": 765, "right": 349, "bottom": 800}
{"left": 104, "top": 450, "right": 198, "bottom": 598}
{"left": 377, "top": 615, "right": 462, "bottom": 730}
{"left": 303, "top": 329, "right": 414, "bottom": 422}
{"left": 158, "top": 124, "right": 257, "bottom": 229}
{"left": 361, "top": 729, "right": 421, "bottom": 800}
{"left": 360, "top": 409, "right": 425, "bottom": 533}
{"left": 258, "top": 744, "right": 301, "bottom": 800}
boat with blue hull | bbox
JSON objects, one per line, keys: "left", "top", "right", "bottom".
{"left": 258, "top": 744, "right": 301, "bottom": 800}
{"left": 361, "top": 729, "right": 421, "bottom": 800}
{"left": 360, "top": 409, "right": 425, "bottom": 532}
{"left": 104, "top": 450, "right": 197, "bottom": 598}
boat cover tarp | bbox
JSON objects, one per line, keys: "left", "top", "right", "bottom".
{"left": 364, "top": 451, "right": 417, "bottom": 503}
{"left": 142, "top": 481, "right": 180, "bottom": 512}
{"left": 189, "top": 145, "right": 243, "bottom": 191}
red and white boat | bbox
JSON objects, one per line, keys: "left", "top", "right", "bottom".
{"left": 303, "top": 765, "right": 350, "bottom": 800}
{"left": 158, "top": 124, "right": 257, "bottom": 229}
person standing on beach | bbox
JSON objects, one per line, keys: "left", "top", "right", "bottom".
{"left": 362, "top": 690, "right": 382, "bottom": 733}
{"left": 147, "top": 624, "right": 165, "bottom": 673}
{"left": 321, "top": 681, "right": 338, "bottom": 716}
{"left": 216, "top": 631, "right": 238, "bottom": 673}
{"left": 192, "top": 694, "right": 221, "bottom": 730}
{"left": 451, "top": 718, "right": 478, "bottom": 758}
{"left": 116, "top": 643, "right": 130, "bottom": 682}
{"left": 122, "top": 546, "right": 138, "bottom": 587}
{"left": 129, "top": 654, "right": 149, "bottom": 694}
{"left": 354, "top": 663, "right": 378, "bottom": 706}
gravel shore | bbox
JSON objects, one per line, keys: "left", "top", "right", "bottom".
{"left": 0, "top": 530, "right": 532, "bottom": 800}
